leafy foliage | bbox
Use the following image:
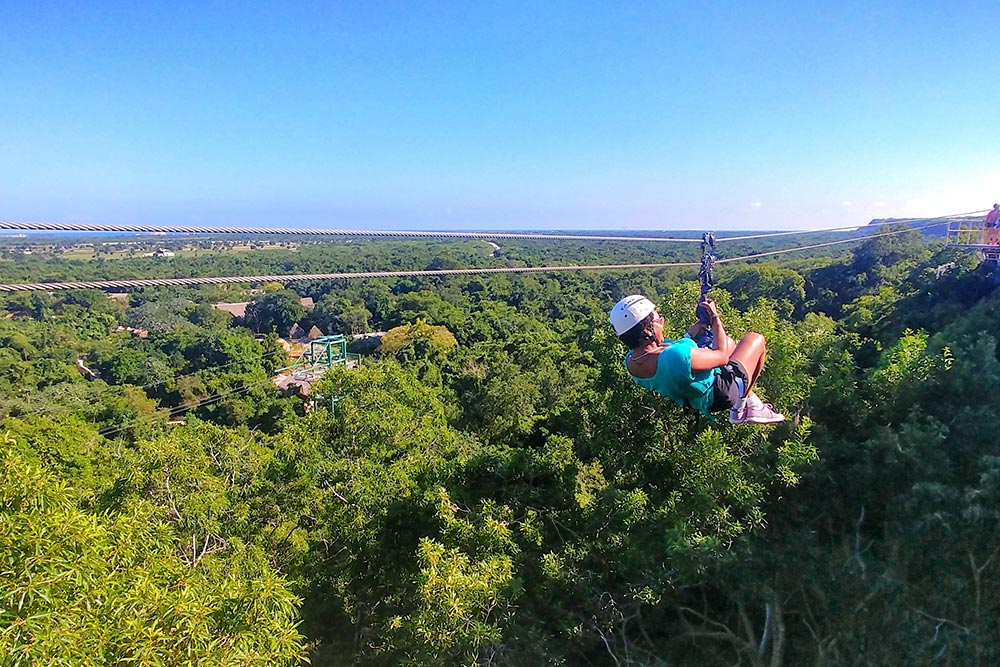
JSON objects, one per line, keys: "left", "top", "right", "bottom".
{"left": 0, "top": 445, "right": 306, "bottom": 666}
{"left": 0, "top": 232, "right": 998, "bottom": 665}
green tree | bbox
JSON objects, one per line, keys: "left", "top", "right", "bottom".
{"left": 244, "top": 290, "right": 305, "bottom": 335}
{"left": 0, "top": 446, "right": 307, "bottom": 666}
{"left": 721, "top": 263, "right": 806, "bottom": 318}
{"left": 379, "top": 319, "right": 458, "bottom": 360}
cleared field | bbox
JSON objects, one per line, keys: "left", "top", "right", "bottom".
{"left": 53, "top": 242, "right": 298, "bottom": 261}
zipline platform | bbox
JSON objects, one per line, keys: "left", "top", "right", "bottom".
{"left": 279, "top": 334, "right": 361, "bottom": 373}
{"left": 945, "top": 222, "right": 1000, "bottom": 261}
{"left": 272, "top": 334, "right": 362, "bottom": 411}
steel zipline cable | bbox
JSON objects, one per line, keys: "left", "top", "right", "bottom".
{"left": 5, "top": 348, "right": 288, "bottom": 425}
{"left": 0, "top": 262, "right": 696, "bottom": 292}
{"left": 714, "top": 209, "right": 987, "bottom": 242}
{"left": 0, "top": 209, "right": 985, "bottom": 244}
{"left": 0, "top": 218, "right": 956, "bottom": 292}
{"left": 24, "top": 215, "right": 963, "bottom": 438}
{"left": 97, "top": 355, "right": 346, "bottom": 439}
{"left": 0, "top": 222, "right": 703, "bottom": 243}
{"left": 97, "top": 383, "right": 258, "bottom": 439}
{"left": 717, "top": 220, "right": 952, "bottom": 264}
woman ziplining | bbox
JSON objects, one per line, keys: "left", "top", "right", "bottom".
{"left": 610, "top": 294, "right": 784, "bottom": 424}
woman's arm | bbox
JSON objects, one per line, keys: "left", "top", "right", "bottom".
{"left": 690, "top": 345, "right": 729, "bottom": 370}
{"left": 689, "top": 299, "right": 730, "bottom": 371}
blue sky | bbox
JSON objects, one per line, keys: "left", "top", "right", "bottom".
{"left": 2, "top": 2, "right": 998, "bottom": 231}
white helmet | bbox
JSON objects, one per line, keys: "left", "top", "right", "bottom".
{"left": 610, "top": 295, "right": 656, "bottom": 336}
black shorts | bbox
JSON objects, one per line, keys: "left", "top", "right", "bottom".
{"left": 709, "top": 360, "right": 750, "bottom": 412}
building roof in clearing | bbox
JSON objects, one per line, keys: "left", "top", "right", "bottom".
{"left": 213, "top": 297, "right": 314, "bottom": 319}
{"left": 213, "top": 302, "right": 249, "bottom": 318}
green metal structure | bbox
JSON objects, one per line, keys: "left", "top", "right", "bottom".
{"left": 275, "top": 334, "right": 361, "bottom": 414}
{"left": 280, "top": 334, "right": 362, "bottom": 372}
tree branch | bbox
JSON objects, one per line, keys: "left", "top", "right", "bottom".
{"left": 593, "top": 618, "right": 622, "bottom": 667}
{"left": 163, "top": 474, "right": 182, "bottom": 522}
{"left": 678, "top": 606, "right": 762, "bottom": 666}
{"left": 769, "top": 591, "right": 785, "bottom": 667}
{"left": 737, "top": 597, "right": 757, "bottom": 650}
{"left": 758, "top": 602, "right": 772, "bottom": 658}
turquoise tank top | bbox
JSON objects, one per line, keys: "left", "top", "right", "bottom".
{"left": 626, "top": 337, "right": 718, "bottom": 416}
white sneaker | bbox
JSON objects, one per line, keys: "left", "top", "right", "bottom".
{"left": 742, "top": 402, "right": 785, "bottom": 424}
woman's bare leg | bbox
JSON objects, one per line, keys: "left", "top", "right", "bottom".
{"left": 728, "top": 332, "right": 784, "bottom": 423}
{"left": 728, "top": 332, "right": 767, "bottom": 391}
{"left": 722, "top": 334, "right": 737, "bottom": 358}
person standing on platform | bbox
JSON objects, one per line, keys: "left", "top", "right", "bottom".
{"left": 983, "top": 204, "right": 999, "bottom": 244}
